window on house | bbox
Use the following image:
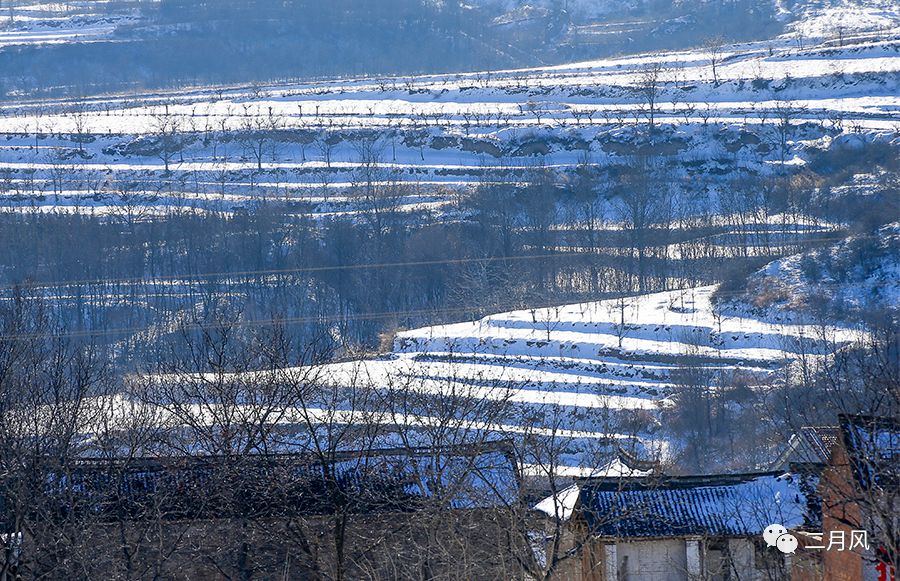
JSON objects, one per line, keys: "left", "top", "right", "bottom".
{"left": 706, "top": 539, "right": 733, "bottom": 581}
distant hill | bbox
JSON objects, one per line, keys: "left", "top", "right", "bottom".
{"left": 13, "top": 0, "right": 897, "bottom": 97}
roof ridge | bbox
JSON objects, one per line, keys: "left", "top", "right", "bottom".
{"left": 68, "top": 439, "right": 518, "bottom": 467}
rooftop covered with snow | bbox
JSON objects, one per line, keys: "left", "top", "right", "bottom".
{"left": 577, "top": 471, "right": 814, "bottom": 538}
{"left": 23, "top": 441, "right": 520, "bottom": 527}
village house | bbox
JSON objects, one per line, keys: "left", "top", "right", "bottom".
{"left": 544, "top": 470, "right": 818, "bottom": 581}
{"left": 1, "top": 441, "right": 529, "bottom": 580}
{"left": 767, "top": 423, "right": 842, "bottom": 581}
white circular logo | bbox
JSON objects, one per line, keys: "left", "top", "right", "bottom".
{"left": 775, "top": 533, "right": 798, "bottom": 555}
{"left": 763, "top": 524, "right": 787, "bottom": 547}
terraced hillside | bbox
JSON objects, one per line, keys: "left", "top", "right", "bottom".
{"left": 2, "top": 1, "right": 895, "bottom": 480}
{"left": 290, "top": 284, "right": 857, "bottom": 472}
{"left": 0, "top": 29, "right": 897, "bottom": 216}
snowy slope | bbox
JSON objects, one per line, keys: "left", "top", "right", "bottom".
{"left": 472, "top": 0, "right": 900, "bottom": 35}
{"left": 468, "top": 0, "right": 641, "bottom": 21}
{"left": 736, "top": 222, "right": 900, "bottom": 317}
{"left": 77, "top": 282, "right": 860, "bottom": 473}
{"left": 295, "top": 285, "right": 856, "bottom": 469}
{"left": 0, "top": 1, "right": 137, "bottom": 49}
{"left": 0, "top": 30, "right": 897, "bottom": 215}
{"left": 779, "top": 0, "right": 900, "bottom": 39}
{"left": 95, "top": 284, "right": 856, "bottom": 472}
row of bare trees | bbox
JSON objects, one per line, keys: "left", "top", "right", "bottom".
{"left": 0, "top": 293, "right": 642, "bottom": 580}
{"left": 1, "top": 140, "right": 871, "bottom": 357}
{"left": 3, "top": 280, "right": 895, "bottom": 579}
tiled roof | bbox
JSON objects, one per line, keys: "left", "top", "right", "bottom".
{"left": 772, "top": 426, "right": 839, "bottom": 468}
{"left": 30, "top": 442, "right": 518, "bottom": 524}
{"left": 578, "top": 472, "right": 813, "bottom": 538}
{"left": 532, "top": 453, "right": 655, "bottom": 522}
{"left": 800, "top": 426, "right": 841, "bottom": 463}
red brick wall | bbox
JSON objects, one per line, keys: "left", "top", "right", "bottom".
{"left": 793, "top": 536, "right": 824, "bottom": 581}
{"left": 821, "top": 440, "right": 864, "bottom": 581}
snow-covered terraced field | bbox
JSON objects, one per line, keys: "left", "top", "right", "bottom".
{"left": 291, "top": 285, "right": 857, "bottom": 469}
{"left": 0, "top": 1, "right": 136, "bottom": 49}
{"left": 394, "top": 285, "right": 839, "bottom": 362}
{"left": 90, "top": 284, "right": 858, "bottom": 472}
{"left": 0, "top": 30, "right": 897, "bottom": 215}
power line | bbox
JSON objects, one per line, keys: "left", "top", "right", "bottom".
{"left": 0, "top": 230, "right": 852, "bottom": 291}
{"left": 0, "top": 282, "right": 867, "bottom": 341}
{"left": 0, "top": 252, "right": 596, "bottom": 292}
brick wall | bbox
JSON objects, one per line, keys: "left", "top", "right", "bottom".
{"left": 821, "top": 437, "right": 864, "bottom": 581}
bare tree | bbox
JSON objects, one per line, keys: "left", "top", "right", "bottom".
{"left": 614, "top": 156, "right": 671, "bottom": 291}
{"left": 150, "top": 104, "right": 183, "bottom": 174}
{"left": 606, "top": 279, "right": 632, "bottom": 350}
{"left": 109, "top": 180, "right": 158, "bottom": 234}
{"left": 69, "top": 103, "right": 91, "bottom": 155}
{"left": 635, "top": 62, "right": 664, "bottom": 132}
{"left": 350, "top": 137, "right": 404, "bottom": 251}
{"left": 238, "top": 105, "right": 283, "bottom": 171}
{"left": 316, "top": 130, "right": 336, "bottom": 171}
{"left": 132, "top": 311, "right": 329, "bottom": 579}
{"left": 704, "top": 36, "right": 727, "bottom": 86}
{"left": 0, "top": 292, "right": 115, "bottom": 579}
{"left": 531, "top": 305, "right": 561, "bottom": 342}
{"left": 773, "top": 99, "right": 807, "bottom": 166}
{"left": 571, "top": 151, "right": 608, "bottom": 292}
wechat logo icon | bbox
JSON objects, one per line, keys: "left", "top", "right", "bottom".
{"left": 763, "top": 524, "right": 798, "bottom": 555}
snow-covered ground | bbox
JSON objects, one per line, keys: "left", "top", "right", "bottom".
{"left": 780, "top": 0, "right": 900, "bottom": 39}
{"left": 0, "top": 1, "right": 137, "bottom": 49}
{"left": 127, "top": 285, "right": 850, "bottom": 471}
{"left": 0, "top": 29, "right": 897, "bottom": 215}
{"left": 63, "top": 283, "right": 858, "bottom": 472}
{"left": 732, "top": 221, "right": 900, "bottom": 316}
